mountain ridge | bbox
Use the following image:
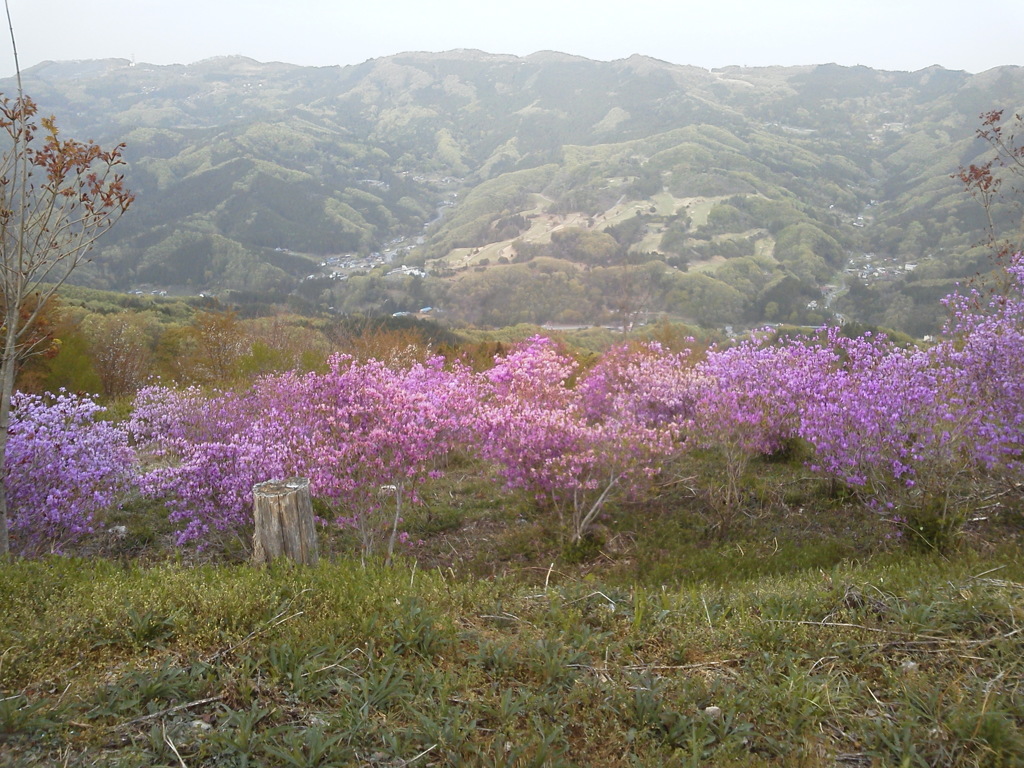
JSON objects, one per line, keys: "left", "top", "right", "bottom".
{"left": 2, "top": 51, "right": 1022, "bottom": 332}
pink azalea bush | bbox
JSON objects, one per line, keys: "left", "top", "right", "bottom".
{"left": 131, "top": 355, "right": 474, "bottom": 559}
{"left": 578, "top": 340, "right": 698, "bottom": 430}
{"left": 477, "top": 337, "right": 677, "bottom": 543}
{"left": 130, "top": 384, "right": 297, "bottom": 547}
{"left": 798, "top": 334, "right": 949, "bottom": 494}
{"left": 291, "top": 355, "right": 476, "bottom": 561}
{"left": 932, "top": 254, "right": 1024, "bottom": 480}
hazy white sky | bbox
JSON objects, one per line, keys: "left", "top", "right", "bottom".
{"left": 2, "top": 0, "right": 1021, "bottom": 77}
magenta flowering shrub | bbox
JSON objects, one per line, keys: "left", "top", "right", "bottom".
{"left": 295, "top": 355, "right": 471, "bottom": 560}
{"left": 698, "top": 331, "right": 839, "bottom": 453}
{"left": 403, "top": 355, "right": 480, "bottom": 457}
{"left": 132, "top": 355, "right": 473, "bottom": 559}
{"left": 475, "top": 337, "right": 590, "bottom": 508}
{"left": 578, "top": 341, "right": 698, "bottom": 430}
{"left": 795, "top": 308, "right": 1022, "bottom": 532}
{"left": 794, "top": 256, "right": 1024, "bottom": 525}
{"left": 477, "top": 337, "right": 676, "bottom": 542}
{"left": 4, "top": 390, "right": 134, "bottom": 556}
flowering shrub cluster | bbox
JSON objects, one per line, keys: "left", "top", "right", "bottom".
{"left": 799, "top": 335, "right": 954, "bottom": 498}
{"left": 130, "top": 384, "right": 296, "bottom": 546}
{"left": 11, "top": 256, "right": 1024, "bottom": 557}
{"left": 689, "top": 332, "right": 837, "bottom": 509}
{"left": 933, "top": 257, "right": 1024, "bottom": 478}
{"left": 795, "top": 257, "right": 1024, "bottom": 525}
{"left": 4, "top": 391, "right": 134, "bottom": 555}
{"left": 130, "top": 355, "right": 476, "bottom": 559}
{"left": 477, "top": 337, "right": 680, "bottom": 543}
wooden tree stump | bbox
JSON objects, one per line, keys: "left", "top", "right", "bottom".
{"left": 252, "top": 478, "right": 319, "bottom": 566}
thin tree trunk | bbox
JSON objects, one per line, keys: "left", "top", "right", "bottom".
{"left": 0, "top": 324, "right": 20, "bottom": 559}
{"left": 385, "top": 482, "right": 405, "bottom": 565}
{"left": 572, "top": 473, "right": 621, "bottom": 544}
{"left": 0, "top": 0, "right": 23, "bottom": 559}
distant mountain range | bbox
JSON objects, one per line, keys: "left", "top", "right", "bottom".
{"left": 4, "top": 52, "right": 1023, "bottom": 333}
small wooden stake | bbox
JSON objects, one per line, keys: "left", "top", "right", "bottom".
{"left": 252, "top": 478, "right": 318, "bottom": 566}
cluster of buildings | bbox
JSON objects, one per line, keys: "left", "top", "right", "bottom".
{"left": 844, "top": 252, "right": 917, "bottom": 284}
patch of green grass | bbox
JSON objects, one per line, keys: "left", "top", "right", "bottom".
{"left": 2, "top": 457, "right": 1024, "bottom": 765}
{"left": 2, "top": 553, "right": 1024, "bottom": 766}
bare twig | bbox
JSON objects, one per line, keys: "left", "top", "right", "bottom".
{"left": 397, "top": 743, "right": 437, "bottom": 766}
{"left": 623, "top": 659, "right": 741, "bottom": 671}
{"left": 206, "top": 610, "right": 305, "bottom": 662}
{"left": 119, "top": 695, "right": 225, "bottom": 729}
{"left": 565, "top": 591, "right": 617, "bottom": 609}
{"left": 302, "top": 647, "right": 361, "bottom": 678}
{"left": 971, "top": 565, "right": 1008, "bottom": 580}
{"left": 479, "top": 611, "right": 535, "bottom": 628}
{"left": 54, "top": 681, "right": 73, "bottom": 707}
{"left": 205, "top": 589, "right": 311, "bottom": 662}
{"left": 163, "top": 723, "right": 188, "bottom": 768}
{"left": 3, "top": 0, "right": 22, "bottom": 97}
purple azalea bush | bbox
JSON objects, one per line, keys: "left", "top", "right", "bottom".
{"left": 4, "top": 390, "right": 134, "bottom": 556}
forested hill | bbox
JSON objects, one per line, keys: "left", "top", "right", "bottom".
{"left": 5, "top": 52, "right": 1023, "bottom": 333}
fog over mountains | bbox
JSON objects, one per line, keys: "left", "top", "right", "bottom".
{"left": 6, "top": 51, "right": 1023, "bottom": 333}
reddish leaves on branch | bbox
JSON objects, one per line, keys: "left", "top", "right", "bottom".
{"left": 0, "top": 94, "right": 134, "bottom": 236}
{"left": 953, "top": 108, "right": 1024, "bottom": 289}
{"left": 956, "top": 160, "right": 1000, "bottom": 196}
{"left": 955, "top": 108, "right": 1024, "bottom": 198}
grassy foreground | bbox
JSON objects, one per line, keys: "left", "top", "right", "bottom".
{"left": 2, "top": 470, "right": 1024, "bottom": 766}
